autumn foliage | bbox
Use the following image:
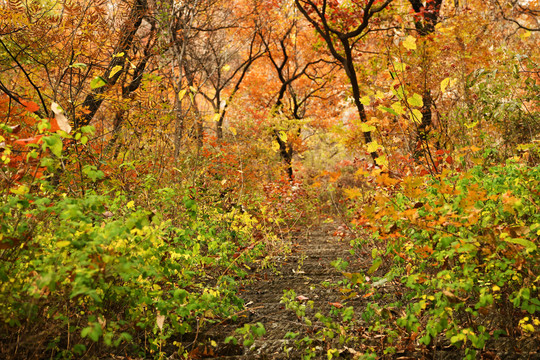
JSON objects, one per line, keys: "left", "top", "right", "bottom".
{"left": 1, "top": 0, "right": 539, "bottom": 358}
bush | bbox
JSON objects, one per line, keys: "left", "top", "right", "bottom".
{"left": 358, "top": 160, "right": 540, "bottom": 358}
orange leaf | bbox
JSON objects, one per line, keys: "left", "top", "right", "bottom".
{"left": 49, "top": 117, "right": 61, "bottom": 132}
{"left": 14, "top": 135, "right": 43, "bottom": 145}
{"left": 20, "top": 99, "right": 39, "bottom": 112}
{"left": 329, "top": 302, "right": 344, "bottom": 308}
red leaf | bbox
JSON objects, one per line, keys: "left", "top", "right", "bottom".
{"left": 20, "top": 99, "right": 39, "bottom": 112}
{"left": 14, "top": 135, "right": 43, "bottom": 145}
{"left": 445, "top": 155, "right": 454, "bottom": 165}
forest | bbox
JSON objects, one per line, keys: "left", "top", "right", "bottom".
{"left": 0, "top": 0, "right": 539, "bottom": 359}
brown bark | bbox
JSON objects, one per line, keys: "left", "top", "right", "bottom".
{"left": 75, "top": 0, "right": 148, "bottom": 130}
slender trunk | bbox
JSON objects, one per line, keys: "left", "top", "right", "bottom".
{"left": 408, "top": 0, "right": 443, "bottom": 151}
{"left": 75, "top": 0, "right": 148, "bottom": 130}
{"left": 342, "top": 41, "right": 378, "bottom": 161}
{"left": 275, "top": 130, "right": 294, "bottom": 181}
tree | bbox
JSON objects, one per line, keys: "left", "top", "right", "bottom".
{"left": 294, "top": 0, "right": 394, "bottom": 162}
{"left": 258, "top": 12, "right": 337, "bottom": 180}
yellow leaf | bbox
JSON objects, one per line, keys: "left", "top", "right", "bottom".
{"left": 343, "top": 187, "right": 363, "bottom": 199}
{"left": 411, "top": 109, "right": 422, "bottom": 124}
{"left": 375, "top": 91, "right": 385, "bottom": 99}
{"left": 126, "top": 201, "right": 135, "bottom": 209}
{"left": 229, "top": 127, "right": 237, "bottom": 136}
{"left": 367, "top": 141, "right": 382, "bottom": 153}
{"left": 278, "top": 131, "right": 287, "bottom": 142}
{"left": 375, "top": 155, "right": 389, "bottom": 168}
{"left": 408, "top": 93, "right": 423, "bottom": 107}
{"left": 440, "top": 77, "right": 450, "bottom": 93}
{"left": 222, "top": 64, "right": 231, "bottom": 71}
{"left": 492, "top": 285, "right": 500, "bottom": 292}
{"left": 360, "top": 95, "right": 371, "bottom": 106}
{"left": 403, "top": 35, "right": 417, "bottom": 50}
{"left": 272, "top": 140, "right": 280, "bottom": 152}
{"left": 391, "top": 102, "right": 405, "bottom": 115}
{"left": 212, "top": 113, "right": 221, "bottom": 122}
{"left": 464, "top": 121, "right": 478, "bottom": 129}
{"left": 109, "top": 65, "right": 122, "bottom": 79}
{"left": 178, "top": 89, "right": 187, "bottom": 101}
{"left": 57, "top": 241, "right": 70, "bottom": 248}
{"left": 520, "top": 30, "right": 531, "bottom": 40}
{"left": 10, "top": 185, "right": 29, "bottom": 195}
{"left": 360, "top": 122, "right": 376, "bottom": 132}
{"left": 112, "top": 52, "right": 125, "bottom": 58}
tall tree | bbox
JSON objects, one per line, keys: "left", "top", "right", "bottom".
{"left": 294, "top": 0, "right": 393, "bottom": 162}
{"left": 259, "top": 15, "right": 337, "bottom": 180}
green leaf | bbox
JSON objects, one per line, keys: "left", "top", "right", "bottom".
{"left": 42, "top": 135, "right": 63, "bottom": 157}
{"left": 378, "top": 105, "right": 399, "bottom": 116}
{"left": 70, "top": 63, "right": 87, "bottom": 69}
{"left": 90, "top": 76, "right": 107, "bottom": 89}
{"left": 368, "top": 257, "right": 382, "bottom": 274}
{"left": 504, "top": 238, "right": 537, "bottom": 252}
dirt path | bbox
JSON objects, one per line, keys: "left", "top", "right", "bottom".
{"left": 202, "top": 223, "right": 364, "bottom": 359}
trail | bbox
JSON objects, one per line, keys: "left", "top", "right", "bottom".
{"left": 203, "top": 223, "right": 366, "bottom": 359}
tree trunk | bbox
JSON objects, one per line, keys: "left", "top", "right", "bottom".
{"left": 75, "top": 0, "right": 148, "bottom": 130}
